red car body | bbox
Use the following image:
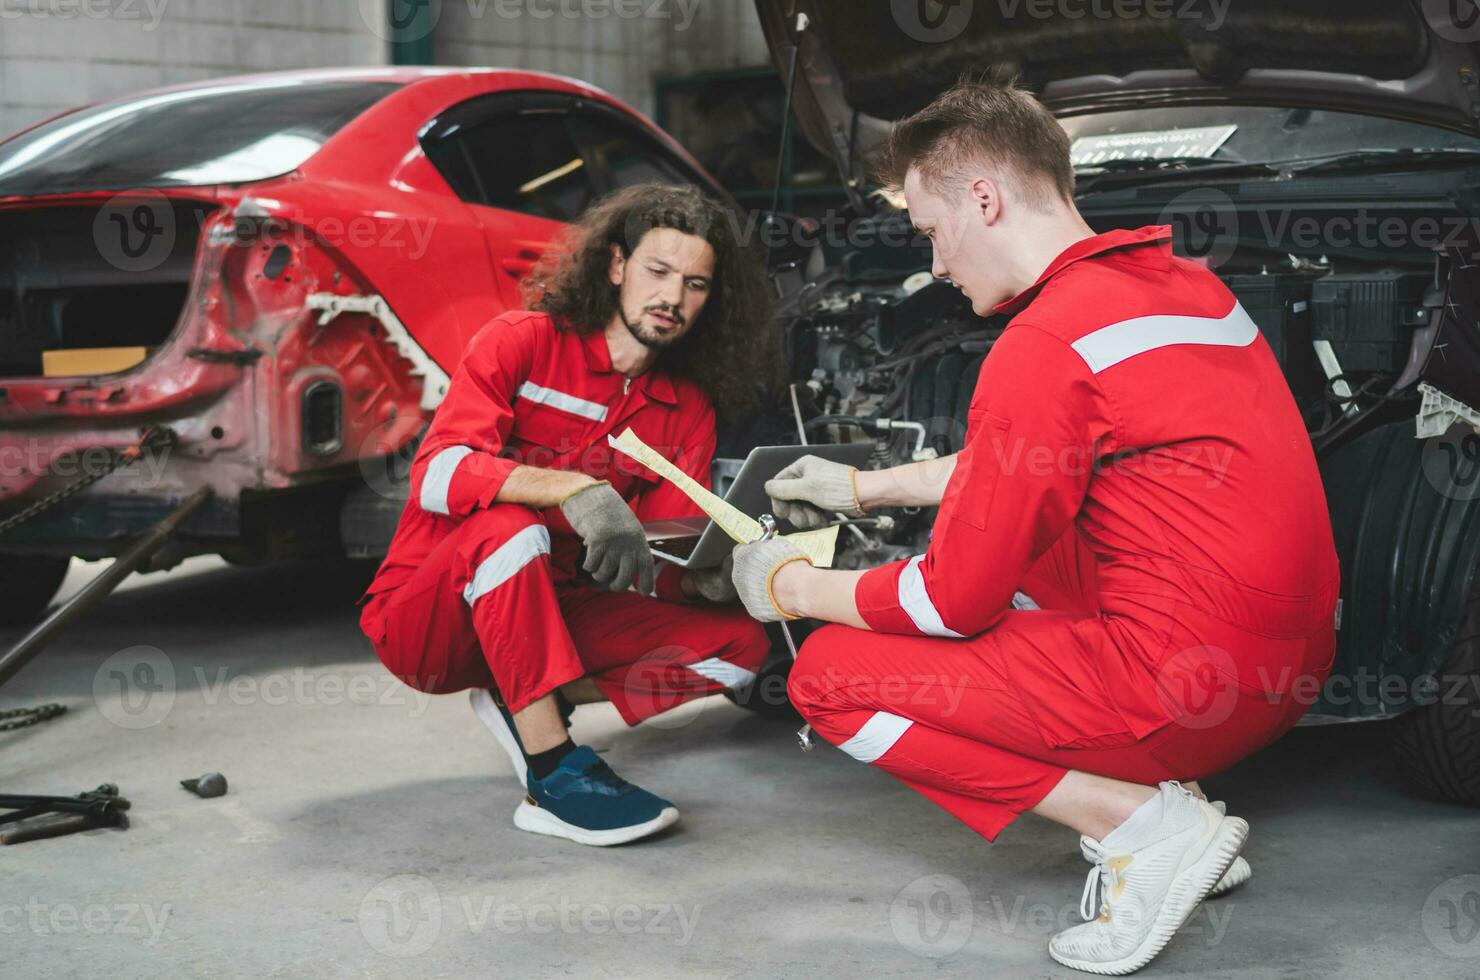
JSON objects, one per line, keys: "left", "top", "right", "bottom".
{"left": 0, "top": 68, "right": 726, "bottom": 587}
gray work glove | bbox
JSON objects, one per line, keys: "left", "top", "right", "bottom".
{"left": 560, "top": 481, "right": 655, "bottom": 594}
{"left": 688, "top": 552, "right": 738, "bottom": 604}
{"left": 731, "top": 537, "right": 812, "bottom": 622}
{"left": 763, "top": 454, "right": 865, "bottom": 530}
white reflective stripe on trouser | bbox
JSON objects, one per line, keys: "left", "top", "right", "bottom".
{"left": 898, "top": 555, "right": 964, "bottom": 638}
{"left": 420, "top": 445, "right": 474, "bottom": 515}
{"left": 463, "top": 525, "right": 551, "bottom": 605}
{"left": 1011, "top": 591, "right": 1039, "bottom": 611}
{"left": 517, "top": 381, "right": 609, "bottom": 421}
{"left": 685, "top": 657, "right": 757, "bottom": 690}
{"left": 839, "top": 711, "right": 913, "bottom": 764}
{"left": 1069, "top": 301, "right": 1259, "bottom": 374}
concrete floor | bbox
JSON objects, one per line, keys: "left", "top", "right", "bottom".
{"left": 2, "top": 556, "right": 1477, "bottom": 979}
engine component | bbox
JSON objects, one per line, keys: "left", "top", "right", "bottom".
{"left": 1311, "top": 271, "right": 1430, "bottom": 374}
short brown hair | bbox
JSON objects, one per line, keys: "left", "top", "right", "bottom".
{"left": 874, "top": 78, "right": 1075, "bottom": 210}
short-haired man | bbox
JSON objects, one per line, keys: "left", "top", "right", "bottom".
{"left": 359, "top": 183, "right": 781, "bottom": 847}
{"left": 731, "top": 82, "right": 1339, "bottom": 974}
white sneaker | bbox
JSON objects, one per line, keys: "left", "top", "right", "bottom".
{"left": 1206, "top": 800, "right": 1251, "bottom": 897}
{"left": 469, "top": 687, "right": 528, "bottom": 789}
{"left": 1079, "top": 798, "right": 1251, "bottom": 900}
{"left": 1050, "top": 781, "right": 1248, "bottom": 975}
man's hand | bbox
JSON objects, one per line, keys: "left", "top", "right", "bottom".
{"left": 731, "top": 538, "right": 812, "bottom": 622}
{"left": 763, "top": 455, "right": 865, "bottom": 530}
{"left": 686, "top": 552, "right": 738, "bottom": 604}
{"left": 559, "top": 482, "right": 655, "bottom": 594}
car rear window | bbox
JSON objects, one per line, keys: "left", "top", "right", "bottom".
{"left": 0, "top": 79, "right": 400, "bottom": 197}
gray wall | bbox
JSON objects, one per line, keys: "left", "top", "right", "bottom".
{"left": 0, "top": 0, "right": 770, "bottom": 141}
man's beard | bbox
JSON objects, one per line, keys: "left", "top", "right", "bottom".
{"left": 619, "top": 303, "right": 687, "bottom": 350}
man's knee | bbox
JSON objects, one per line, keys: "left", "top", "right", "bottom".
{"left": 456, "top": 502, "right": 546, "bottom": 546}
{"left": 787, "top": 623, "right": 855, "bottom": 716}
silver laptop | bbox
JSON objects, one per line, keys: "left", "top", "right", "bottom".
{"left": 644, "top": 443, "right": 874, "bottom": 569}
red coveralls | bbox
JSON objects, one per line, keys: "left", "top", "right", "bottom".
{"left": 788, "top": 226, "right": 1341, "bottom": 841}
{"left": 357, "top": 310, "right": 770, "bottom": 724}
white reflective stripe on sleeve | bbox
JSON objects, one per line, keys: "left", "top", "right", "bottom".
{"left": 517, "top": 381, "right": 608, "bottom": 421}
{"left": 898, "top": 555, "right": 965, "bottom": 638}
{"left": 462, "top": 525, "right": 551, "bottom": 605}
{"left": 420, "top": 445, "right": 474, "bottom": 515}
{"left": 1011, "top": 591, "right": 1040, "bottom": 611}
{"left": 1070, "top": 302, "right": 1259, "bottom": 374}
{"left": 839, "top": 711, "right": 913, "bottom": 764}
{"left": 685, "top": 657, "right": 758, "bottom": 690}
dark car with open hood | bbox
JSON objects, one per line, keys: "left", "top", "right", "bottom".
{"left": 743, "top": 0, "right": 1480, "bottom": 803}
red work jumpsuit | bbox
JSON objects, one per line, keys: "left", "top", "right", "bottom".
{"left": 788, "top": 226, "right": 1341, "bottom": 840}
{"left": 357, "top": 310, "right": 770, "bottom": 724}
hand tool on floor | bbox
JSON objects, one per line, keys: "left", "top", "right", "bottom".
{"left": 0, "top": 783, "right": 130, "bottom": 844}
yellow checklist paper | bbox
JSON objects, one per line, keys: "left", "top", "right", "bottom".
{"left": 608, "top": 428, "right": 839, "bottom": 567}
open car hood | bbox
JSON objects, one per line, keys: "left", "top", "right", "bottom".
{"left": 755, "top": 0, "right": 1480, "bottom": 187}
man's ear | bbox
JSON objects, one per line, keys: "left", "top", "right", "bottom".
{"left": 608, "top": 243, "right": 626, "bottom": 287}
{"left": 969, "top": 175, "right": 1003, "bottom": 226}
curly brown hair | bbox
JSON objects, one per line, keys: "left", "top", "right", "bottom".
{"left": 519, "top": 183, "right": 783, "bottom": 420}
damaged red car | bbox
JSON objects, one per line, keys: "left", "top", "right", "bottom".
{"left": 0, "top": 67, "right": 724, "bottom": 625}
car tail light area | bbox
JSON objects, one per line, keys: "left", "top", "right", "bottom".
{"left": 0, "top": 200, "right": 216, "bottom": 378}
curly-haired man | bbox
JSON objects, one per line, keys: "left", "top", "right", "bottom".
{"left": 358, "top": 183, "right": 782, "bottom": 845}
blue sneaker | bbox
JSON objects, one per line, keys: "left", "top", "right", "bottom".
{"left": 514, "top": 745, "right": 679, "bottom": 846}
{"left": 470, "top": 687, "right": 576, "bottom": 789}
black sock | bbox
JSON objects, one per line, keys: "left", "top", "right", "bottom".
{"left": 528, "top": 738, "right": 575, "bottom": 781}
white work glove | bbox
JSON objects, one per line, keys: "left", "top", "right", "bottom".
{"left": 731, "top": 538, "right": 812, "bottom": 622}
{"left": 559, "top": 481, "right": 655, "bottom": 594}
{"left": 687, "top": 552, "right": 738, "bottom": 604}
{"left": 763, "top": 454, "right": 864, "bottom": 530}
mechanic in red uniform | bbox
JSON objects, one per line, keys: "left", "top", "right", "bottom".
{"left": 732, "top": 83, "right": 1340, "bottom": 974}
{"left": 358, "top": 183, "right": 780, "bottom": 847}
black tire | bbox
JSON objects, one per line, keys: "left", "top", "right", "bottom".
{"left": 1391, "top": 576, "right": 1480, "bottom": 805}
{"left": 0, "top": 554, "right": 69, "bottom": 627}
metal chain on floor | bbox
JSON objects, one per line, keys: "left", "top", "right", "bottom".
{"left": 0, "top": 703, "right": 67, "bottom": 732}
{"left": 0, "top": 426, "right": 174, "bottom": 539}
